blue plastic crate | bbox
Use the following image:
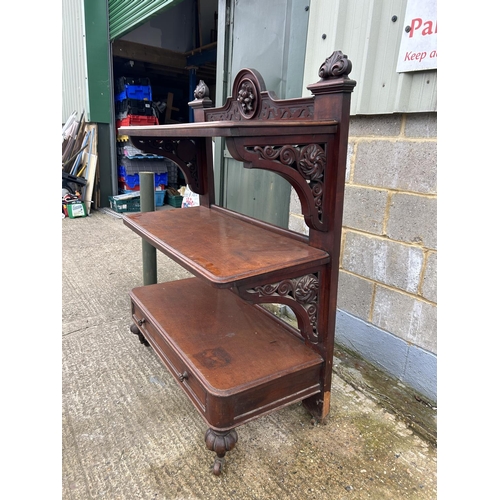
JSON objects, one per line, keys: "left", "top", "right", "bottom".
{"left": 115, "top": 85, "right": 152, "bottom": 102}
{"left": 118, "top": 169, "right": 168, "bottom": 189}
{"left": 119, "top": 158, "right": 171, "bottom": 175}
{"left": 116, "top": 77, "right": 150, "bottom": 92}
{"left": 155, "top": 190, "right": 166, "bottom": 207}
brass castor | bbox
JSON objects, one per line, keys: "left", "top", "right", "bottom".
{"left": 205, "top": 428, "right": 238, "bottom": 475}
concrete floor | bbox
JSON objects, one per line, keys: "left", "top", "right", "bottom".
{"left": 62, "top": 207, "right": 437, "bottom": 499}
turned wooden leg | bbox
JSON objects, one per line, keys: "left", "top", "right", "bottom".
{"left": 130, "top": 323, "right": 150, "bottom": 346}
{"left": 204, "top": 428, "right": 238, "bottom": 475}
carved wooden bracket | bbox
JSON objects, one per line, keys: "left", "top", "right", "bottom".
{"left": 128, "top": 136, "right": 204, "bottom": 194}
{"left": 237, "top": 273, "right": 320, "bottom": 345}
{"left": 225, "top": 139, "right": 329, "bottom": 230}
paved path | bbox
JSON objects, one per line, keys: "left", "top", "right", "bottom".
{"left": 62, "top": 209, "right": 437, "bottom": 499}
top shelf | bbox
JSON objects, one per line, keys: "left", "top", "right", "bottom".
{"left": 123, "top": 206, "right": 330, "bottom": 288}
{"left": 118, "top": 120, "right": 337, "bottom": 139}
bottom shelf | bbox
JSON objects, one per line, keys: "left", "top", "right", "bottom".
{"left": 130, "top": 278, "right": 324, "bottom": 431}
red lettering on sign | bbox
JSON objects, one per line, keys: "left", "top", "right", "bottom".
{"left": 404, "top": 51, "right": 428, "bottom": 63}
{"left": 422, "top": 20, "right": 434, "bottom": 36}
{"left": 409, "top": 18, "right": 422, "bottom": 38}
{"left": 409, "top": 17, "right": 437, "bottom": 37}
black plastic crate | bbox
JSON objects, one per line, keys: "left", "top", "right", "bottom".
{"left": 115, "top": 99, "right": 156, "bottom": 119}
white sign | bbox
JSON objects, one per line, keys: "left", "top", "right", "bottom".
{"left": 396, "top": 0, "right": 437, "bottom": 73}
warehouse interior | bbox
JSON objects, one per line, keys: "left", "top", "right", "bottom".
{"left": 109, "top": 0, "right": 219, "bottom": 205}
{"left": 112, "top": 0, "right": 218, "bottom": 123}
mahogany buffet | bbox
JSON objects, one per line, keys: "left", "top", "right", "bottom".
{"left": 119, "top": 50, "right": 356, "bottom": 475}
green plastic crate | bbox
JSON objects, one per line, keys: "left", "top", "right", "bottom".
{"left": 167, "top": 193, "right": 183, "bottom": 208}
{"left": 108, "top": 193, "right": 141, "bottom": 213}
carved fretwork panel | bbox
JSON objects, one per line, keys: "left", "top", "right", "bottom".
{"left": 225, "top": 139, "right": 328, "bottom": 231}
{"left": 128, "top": 136, "right": 204, "bottom": 194}
{"left": 237, "top": 273, "right": 320, "bottom": 345}
{"left": 206, "top": 95, "right": 315, "bottom": 122}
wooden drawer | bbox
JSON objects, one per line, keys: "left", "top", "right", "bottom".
{"left": 131, "top": 299, "right": 208, "bottom": 414}
{"left": 130, "top": 278, "right": 324, "bottom": 431}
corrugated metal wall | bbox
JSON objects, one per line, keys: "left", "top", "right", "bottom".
{"left": 62, "top": 0, "right": 89, "bottom": 123}
{"left": 302, "top": 0, "right": 437, "bottom": 114}
{"left": 108, "top": 0, "right": 184, "bottom": 40}
{"left": 216, "top": 0, "right": 310, "bottom": 228}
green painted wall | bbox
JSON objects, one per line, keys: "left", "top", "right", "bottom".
{"left": 83, "top": 1, "right": 114, "bottom": 203}
{"left": 84, "top": 0, "right": 112, "bottom": 124}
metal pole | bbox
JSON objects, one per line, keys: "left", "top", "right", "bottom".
{"left": 139, "top": 172, "right": 157, "bottom": 285}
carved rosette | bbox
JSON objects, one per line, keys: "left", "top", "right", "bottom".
{"left": 252, "top": 143, "right": 326, "bottom": 220}
{"left": 318, "top": 50, "right": 352, "bottom": 79}
{"left": 245, "top": 274, "right": 320, "bottom": 344}
{"left": 236, "top": 78, "right": 258, "bottom": 119}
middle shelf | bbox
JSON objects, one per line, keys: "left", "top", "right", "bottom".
{"left": 123, "top": 205, "right": 330, "bottom": 288}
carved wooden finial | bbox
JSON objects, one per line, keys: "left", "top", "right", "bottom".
{"left": 307, "top": 50, "right": 356, "bottom": 96}
{"left": 194, "top": 80, "right": 210, "bottom": 99}
{"left": 189, "top": 80, "right": 213, "bottom": 116}
{"left": 318, "top": 51, "right": 352, "bottom": 80}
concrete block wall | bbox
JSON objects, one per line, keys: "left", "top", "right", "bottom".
{"left": 288, "top": 112, "right": 437, "bottom": 403}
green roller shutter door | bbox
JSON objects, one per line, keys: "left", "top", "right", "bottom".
{"left": 108, "top": 0, "right": 185, "bottom": 40}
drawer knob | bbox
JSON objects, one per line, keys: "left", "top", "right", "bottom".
{"left": 179, "top": 371, "right": 189, "bottom": 382}
{"left": 138, "top": 318, "right": 145, "bottom": 325}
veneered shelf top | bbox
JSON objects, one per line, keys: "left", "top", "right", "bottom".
{"left": 123, "top": 206, "right": 330, "bottom": 287}
{"left": 131, "top": 278, "right": 323, "bottom": 394}
{"left": 118, "top": 119, "right": 337, "bottom": 139}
